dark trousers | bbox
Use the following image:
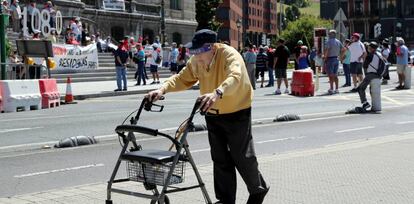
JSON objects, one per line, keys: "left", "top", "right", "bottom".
{"left": 343, "top": 63, "right": 351, "bottom": 86}
{"left": 357, "top": 73, "right": 380, "bottom": 104}
{"left": 383, "top": 64, "right": 390, "bottom": 80}
{"left": 136, "top": 61, "right": 146, "bottom": 85}
{"left": 205, "top": 108, "right": 268, "bottom": 204}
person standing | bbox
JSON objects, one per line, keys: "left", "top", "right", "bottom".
{"left": 381, "top": 39, "right": 391, "bottom": 85}
{"left": 255, "top": 47, "right": 268, "bottom": 88}
{"left": 298, "top": 46, "right": 309, "bottom": 69}
{"left": 324, "top": 30, "right": 343, "bottom": 94}
{"left": 147, "top": 29, "right": 269, "bottom": 204}
{"left": 134, "top": 43, "right": 146, "bottom": 86}
{"left": 169, "top": 42, "right": 179, "bottom": 75}
{"left": 149, "top": 43, "right": 161, "bottom": 84}
{"left": 348, "top": 33, "right": 367, "bottom": 92}
{"left": 357, "top": 42, "right": 383, "bottom": 110}
{"left": 177, "top": 44, "right": 189, "bottom": 73}
{"left": 10, "top": 0, "right": 21, "bottom": 33}
{"left": 395, "top": 37, "right": 409, "bottom": 89}
{"left": 244, "top": 44, "right": 257, "bottom": 89}
{"left": 114, "top": 44, "right": 129, "bottom": 91}
{"left": 273, "top": 38, "right": 290, "bottom": 95}
{"left": 340, "top": 39, "right": 352, "bottom": 87}
{"left": 265, "top": 46, "right": 275, "bottom": 87}
{"left": 294, "top": 40, "right": 303, "bottom": 70}
{"left": 27, "top": 0, "right": 36, "bottom": 34}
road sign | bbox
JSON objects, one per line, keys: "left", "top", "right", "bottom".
{"left": 334, "top": 8, "right": 347, "bottom": 21}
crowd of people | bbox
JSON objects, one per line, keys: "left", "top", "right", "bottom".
{"left": 112, "top": 36, "right": 191, "bottom": 92}
{"left": 239, "top": 30, "right": 411, "bottom": 110}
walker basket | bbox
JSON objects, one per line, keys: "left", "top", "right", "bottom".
{"left": 127, "top": 160, "right": 186, "bottom": 186}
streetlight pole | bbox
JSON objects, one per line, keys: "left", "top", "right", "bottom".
{"left": 0, "top": 6, "right": 7, "bottom": 80}
{"left": 161, "top": 0, "right": 166, "bottom": 44}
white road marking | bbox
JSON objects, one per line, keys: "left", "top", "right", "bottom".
{"left": 382, "top": 96, "right": 404, "bottom": 106}
{"left": 191, "top": 148, "right": 210, "bottom": 153}
{"left": 0, "top": 127, "right": 43, "bottom": 133}
{"left": 335, "top": 126, "right": 375, "bottom": 133}
{"left": 396, "top": 121, "right": 414, "bottom": 125}
{"left": 14, "top": 163, "right": 104, "bottom": 178}
{"left": 255, "top": 136, "right": 306, "bottom": 144}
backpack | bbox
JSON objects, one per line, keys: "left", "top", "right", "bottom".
{"left": 155, "top": 51, "right": 162, "bottom": 64}
{"left": 370, "top": 52, "right": 387, "bottom": 77}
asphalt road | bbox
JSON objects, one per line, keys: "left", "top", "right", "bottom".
{"left": 1, "top": 74, "right": 413, "bottom": 149}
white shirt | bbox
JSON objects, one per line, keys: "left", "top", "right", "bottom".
{"left": 150, "top": 49, "right": 160, "bottom": 66}
{"left": 348, "top": 41, "right": 366, "bottom": 63}
{"left": 381, "top": 48, "right": 390, "bottom": 61}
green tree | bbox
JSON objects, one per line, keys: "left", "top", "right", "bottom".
{"left": 285, "top": 5, "right": 301, "bottom": 22}
{"left": 280, "top": 14, "right": 332, "bottom": 51}
{"left": 195, "top": 0, "right": 222, "bottom": 31}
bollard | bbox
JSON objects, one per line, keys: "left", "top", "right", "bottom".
{"left": 370, "top": 78, "right": 381, "bottom": 112}
{"left": 404, "top": 66, "right": 411, "bottom": 89}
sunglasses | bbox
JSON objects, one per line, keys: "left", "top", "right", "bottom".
{"left": 189, "top": 44, "right": 212, "bottom": 55}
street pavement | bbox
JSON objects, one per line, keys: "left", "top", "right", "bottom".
{"left": 1, "top": 132, "right": 414, "bottom": 204}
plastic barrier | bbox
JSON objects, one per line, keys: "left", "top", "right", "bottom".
{"left": 0, "top": 80, "right": 42, "bottom": 112}
{"left": 291, "top": 69, "right": 315, "bottom": 96}
{"left": 404, "top": 66, "right": 411, "bottom": 89}
{"left": 39, "top": 79, "right": 60, "bottom": 109}
{"left": 370, "top": 78, "right": 381, "bottom": 112}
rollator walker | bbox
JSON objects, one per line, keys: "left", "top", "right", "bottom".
{"left": 106, "top": 97, "right": 212, "bottom": 204}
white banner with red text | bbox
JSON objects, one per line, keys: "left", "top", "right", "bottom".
{"left": 52, "top": 44, "right": 99, "bottom": 70}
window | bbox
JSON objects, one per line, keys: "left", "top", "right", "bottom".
{"left": 380, "top": 0, "right": 396, "bottom": 16}
{"left": 403, "top": 0, "right": 414, "bottom": 16}
{"left": 170, "top": 0, "right": 181, "bottom": 10}
{"left": 354, "top": 0, "right": 363, "bottom": 16}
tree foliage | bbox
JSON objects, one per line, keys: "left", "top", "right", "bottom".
{"left": 280, "top": 15, "right": 332, "bottom": 51}
{"left": 283, "top": 0, "right": 310, "bottom": 8}
{"left": 195, "top": 0, "right": 222, "bottom": 31}
{"left": 285, "top": 5, "right": 301, "bottom": 22}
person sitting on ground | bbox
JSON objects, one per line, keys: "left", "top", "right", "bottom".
{"left": 357, "top": 41, "right": 383, "bottom": 111}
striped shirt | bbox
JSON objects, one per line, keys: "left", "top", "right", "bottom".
{"left": 255, "top": 52, "right": 268, "bottom": 71}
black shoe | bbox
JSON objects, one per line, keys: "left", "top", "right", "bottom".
{"left": 114, "top": 89, "right": 121, "bottom": 92}
{"left": 362, "top": 102, "right": 371, "bottom": 110}
{"left": 150, "top": 81, "right": 157, "bottom": 85}
{"left": 341, "top": 84, "right": 350, "bottom": 88}
{"left": 396, "top": 85, "right": 404, "bottom": 90}
{"left": 260, "top": 84, "right": 264, "bottom": 88}
{"left": 156, "top": 81, "right": 160, "bottom": 84}
{"left": 122, "top": 88, "right": 127, "bottom": 91}
{"left": 134, "top": 83, "right": 140, "bottom": 86}
{"left": 350, "top": 88, "right": 358, "bottom": 92}
{"left": 246, "top": 187, "right": 269, "bottom": 204}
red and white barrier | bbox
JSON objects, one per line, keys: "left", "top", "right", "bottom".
{"left": 39, "top": 79, "right": 60, "bottom": 109}
{"left": 0, "top": 80, "right": 42, "bottom": 112}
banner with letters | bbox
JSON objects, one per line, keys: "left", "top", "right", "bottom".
{"left": 103, "top": 0, "right": 125, "bottom": 11}
{"left": 52, "top": 44, "right": 99, "bottom": 70}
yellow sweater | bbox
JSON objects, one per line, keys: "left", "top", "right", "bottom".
{"left": 161, "top": 43, "right": 253, "bottom": 114}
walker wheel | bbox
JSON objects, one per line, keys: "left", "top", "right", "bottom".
{"left": 150, "top": 195, "right": 170, "bottom": 204}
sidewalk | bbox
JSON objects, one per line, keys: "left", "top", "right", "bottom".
{"left": 58, "top": 66, "right": 398, "bottom": 100}
{"left": 3, "top": 133, "right": 414, "bottom": 204}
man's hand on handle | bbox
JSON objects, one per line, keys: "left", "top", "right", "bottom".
{"left": 198, "top": 92, "right": 219, "bottom": 113}
{"left": 146, "top": 88, "right": 165, "bottom": 102}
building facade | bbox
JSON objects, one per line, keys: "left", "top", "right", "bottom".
{"left": 53, "top": 0, "right": 197, "bottom": 44}
{"left": 216, "top": 0, "right": 278, "bottom": 49}
{"left": 321, "top": 0, "right": 414, "bottom": 44}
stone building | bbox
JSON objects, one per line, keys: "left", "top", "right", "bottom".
{"left": 53, "top": 0, "right": 197, "bottom": 44}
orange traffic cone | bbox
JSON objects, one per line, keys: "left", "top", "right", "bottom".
{"left": 65, "top": 77, "right": 74, "bottom": 103}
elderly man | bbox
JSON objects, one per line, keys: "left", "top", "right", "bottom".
{"left": 147, "top": 29, "right": 269, "bottom": 204}
{"left": 323, "top": 30, "right": 343, "bottom": 94}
